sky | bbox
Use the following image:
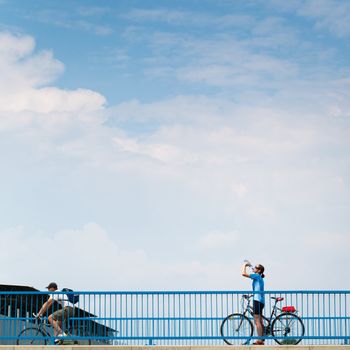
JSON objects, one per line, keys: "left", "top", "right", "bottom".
{"left": 0, "top": 0, "right": 349, "bottom": 291}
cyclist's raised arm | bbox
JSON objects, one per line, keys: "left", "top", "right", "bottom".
{"left": 242, "top": 263, "right": 251, "bottom": 278}
{"left": 37, "top": 298, "right": 53, "bottom": 317}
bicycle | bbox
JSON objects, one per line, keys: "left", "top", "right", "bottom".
{"left": 220, "top": 294, "right": 305, "bottom": 345}
{"left": 17, "top": 314, "right": 92, "bottom": 345}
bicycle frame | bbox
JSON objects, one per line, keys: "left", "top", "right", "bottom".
{"left": 241, "top": 294, "right": 290, "bottom": 334}
{"left": 35, "top": 317, "right": 54, "bottom": 339}
{"left": 241, "top": 294, "right": 285, "bottom": 324}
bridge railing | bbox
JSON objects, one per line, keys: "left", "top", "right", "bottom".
{"left": 0, "top": 290, "right": 349, "bottom": 345}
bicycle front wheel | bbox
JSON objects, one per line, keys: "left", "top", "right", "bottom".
{"left": 17, "top": 327, "right": 47, "bottom": 345}
{"left": 220, "top": 313, "right": 253, "bottom": 345}
{"left": 271, "top": 312, "right": 305, "bottom": 345}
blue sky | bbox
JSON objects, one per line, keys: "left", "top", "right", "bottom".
{"left": 0, "top": 0, "right": 349, "bottom": 291}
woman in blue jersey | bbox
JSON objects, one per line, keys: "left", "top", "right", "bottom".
{"left": 242, "top": 262, "right": 265, "bottom": 345}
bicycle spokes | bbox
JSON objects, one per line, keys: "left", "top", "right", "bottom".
{"left": 220, "top": 313, "right": 253, "bottom": 345}
{"left": 271, "top": 313, "right": 305, "bottom": 345}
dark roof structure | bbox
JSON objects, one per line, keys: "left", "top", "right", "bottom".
{"left": 0, "top": 284, "right": 37, "bottom": 292}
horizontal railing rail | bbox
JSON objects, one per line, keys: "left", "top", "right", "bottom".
{"left": 0, "top": 290, "right": 349, "bottom": 345}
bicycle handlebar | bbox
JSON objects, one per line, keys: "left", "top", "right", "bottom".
{"left": 242, "top": 295, "right": 284, "bottom": 303}
{"left": 242, "top": 294, "right": 253, "bottom": 299}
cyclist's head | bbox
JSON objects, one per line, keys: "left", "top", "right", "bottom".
{"left": 254, "top": 264, "right": 265, "bottom": 278}
{"left": 46, "top": 282, "right": 58, "bottom": 291}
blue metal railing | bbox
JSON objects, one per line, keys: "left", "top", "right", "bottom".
{"left": 0, "top": 290, "right": 349, "bottom": 345}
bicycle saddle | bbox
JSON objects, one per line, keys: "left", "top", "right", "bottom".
{"left": 271, "top": 297, "right": 284, "bottom": 302}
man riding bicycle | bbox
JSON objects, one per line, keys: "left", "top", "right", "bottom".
{"left": 36, "top": 282, "right": 75, "bottom": 344}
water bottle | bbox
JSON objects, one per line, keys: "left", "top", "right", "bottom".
{"left": 244, "top": 259, "right": 252, "bottom": 267}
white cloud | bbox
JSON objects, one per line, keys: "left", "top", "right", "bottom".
{"left": 0, "top": 223, "right": 147, "bottom": 290}
{"left": 270, "top": 0, "right": 350, "bottom": 37}
{"left": 0, "top": 32, "right": 34, "bottom": 59}
{"left": 140, "top": 31, "right": 300, "bottom": 89}
{"left": 1, "top": 28, "right": 348, "bottom": 214}
{"left": 125, "top": 8, "right": 268, "bottom": 34}
{"left": 0, "top": 32, "right": 64, "bottom": 92}
{"left": 297, "top": 0, "right": 350, "bottom": 37}
{"left": 114, "top": 134, "right": 198, "bottom": 164}
{"left": 0, "top": 32, "right": 106, "bottom": 135}
{"left": 0, "top": 28, "right": 349, "bottom": 292}
{"left": 76, "top": 20, "right": 113, "bottom": 36}
{"left": 109, "top": 95, "right": 233, "bottom": 124}
{"left": 77, "top": 6, "right": 111, "bottom": 17}
{"left": 9, "top": 222, "right": 344, "bottom": 290}
{"left": 125, "top": 9, "right": 188, "bottom": 23}
{"left": 230, "top": 183, "right": 248, "bottom": 198}
{"left": 0, "top": 87, "right": 105, "bottom": 114}
{"left": 0, "top": 223, "right": 246, "bottom": 290}
{"left": 25, "top": 8, "right": 113, "bottom": 36}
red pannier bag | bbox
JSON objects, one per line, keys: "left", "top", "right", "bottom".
{"left": 282, "top": 306, "right": 296, "bottom": 313}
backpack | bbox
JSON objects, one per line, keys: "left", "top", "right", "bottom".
{"left": 62, "top": 288, "right": 79, "bottom": 304}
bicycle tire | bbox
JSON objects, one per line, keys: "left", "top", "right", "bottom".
{"left": 271, "top": 312, "right": 305, "bottom": 345}
{"left": 17, "top": 327, "right": 47, "bottom": 345}
{"left": 220, "top": 313, "right": 253, "bottom": 345}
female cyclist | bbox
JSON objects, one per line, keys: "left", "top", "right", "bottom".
{"left": 242, "top": 262, "right": 265, "bottom": 345}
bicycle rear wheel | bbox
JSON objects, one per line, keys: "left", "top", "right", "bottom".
{"left": 17, "top": 327, "right": 47, "bottom": 345}
{"left": 271, "top": 312, "right": 305, "bottom": 345}
{"left": 220, "top": 313, "right": 253, "bottom": 345}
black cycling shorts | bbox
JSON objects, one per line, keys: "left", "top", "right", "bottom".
{"left": 253, "top": 300, "right": 264, "bottom": 315}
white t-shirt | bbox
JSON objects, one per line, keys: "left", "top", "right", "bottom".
{"left": 50, "top": 292, "right": 73, "bottom": 308}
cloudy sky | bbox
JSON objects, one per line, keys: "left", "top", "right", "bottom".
{"left": 0, "top": 0, "right": 349, "bottom": 291}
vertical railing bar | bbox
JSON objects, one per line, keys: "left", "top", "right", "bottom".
{"left": 167, "top": 292, "right": 169, "bottom": 344}
{"left": 193, "top": 292, "right": 196, "bottom": 345}
{"left": 319, "top": 292, "right": 322, "bottom": 344}
{"left": 104, "top": 292, "right": 106, "bottom": 338}
{"left": 172, "top": 292, "right": 175, "bottom": 342}
{"left": 345, "top": 293, "right": 348, "bottom": 344}
{"left": 180, "top": 295, "right": 182, "bottom": 345}
{"left": 215, "top": 292, "right": 218, "bottom": 341}
{"left": 334, "top": 292, "right": 337, "bottom": 344}
{"left": 20, "top": 290, "right": 24, "bottom": 339}
{"left": 323, "top": 292, "right": 326, "bottom": 345}
{"left": 200, "top": 292, "right": 202, "bottom": 346}
{"left": 210, "top": 292, "right": 212, "bottom": 345}
{"left": 163, "top": 293, "right": 165, "bottom": 345}
{"left": 141, "top": 293, "right": 143, "bottom": 346}
{"left": 328, "top": 292, "right": 331, "bottom": 344}
{"left": 147, "top": 292, "right": 150, "bottom": 344}
{"left": 183, "top": 295, "right": 185, "bottom": 345}
{"left": 125, "top": 292, "right": 127, "bottom": 344}
{"left": 99, "top": 293, "right": 101, "bottom": 341}
{"left": 152, "top": 293, "right": 155, "bottom": 344}
{"left": 158, "top": 293, "right": 161, "bottom": 344}
{"left": 188, "top": 293, "right": 190, "bottom": 343}
{"left": 339, "top": 292, "right": 342, "bottom": 343}
{"left": 131, "top": 293, "right": 134, "bottom": 344}
{"left": 135, "top": 293, "right": 138, "bottom": 345}
{"left": 346, "top": 292, "right": 349, "bottom": 345}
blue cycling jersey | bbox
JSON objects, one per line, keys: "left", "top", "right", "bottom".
{"left": 250, "top": 273, "right": 265, "bottom": 304}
